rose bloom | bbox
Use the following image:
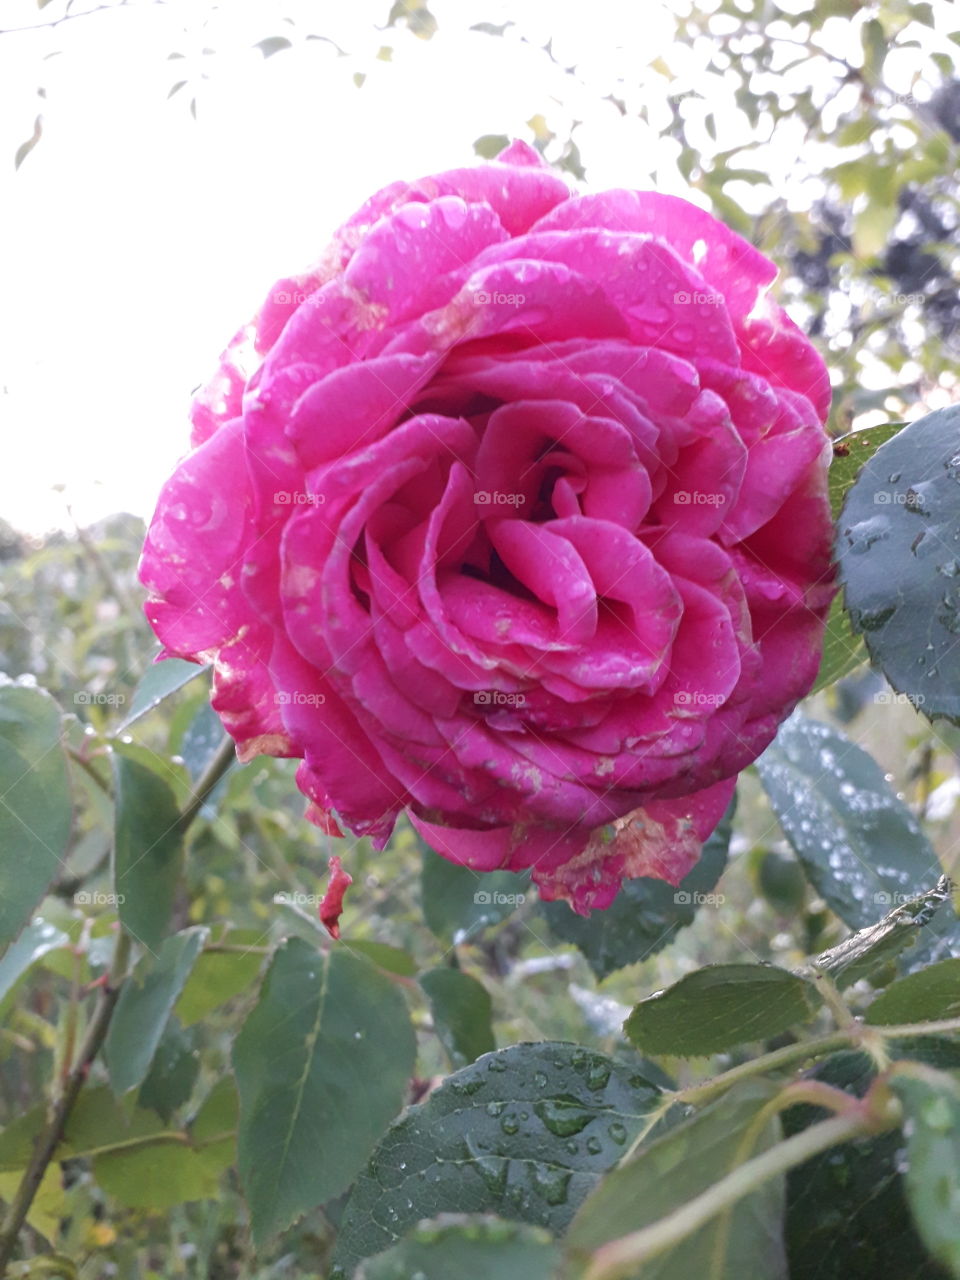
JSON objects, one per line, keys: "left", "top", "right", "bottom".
{"left": 141, "top": 141, "right": 835, "bottom": 914}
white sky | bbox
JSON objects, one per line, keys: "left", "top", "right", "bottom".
{"left": 1, "top": 0, "right": 955, "bottom": 534}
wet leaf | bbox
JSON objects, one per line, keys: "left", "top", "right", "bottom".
{"left": 329, "top": 1043, "right": 662, "bottom": 1277}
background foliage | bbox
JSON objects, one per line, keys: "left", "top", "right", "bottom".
{"left": 3, "top": 0, "right": 960, "bottom": 1277}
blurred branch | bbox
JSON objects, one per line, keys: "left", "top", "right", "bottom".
{"left": 0, "top": 0, "right": 163, "bottom": 38}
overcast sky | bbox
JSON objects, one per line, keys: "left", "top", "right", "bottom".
{"left": 0, "top": 0, "right": 950, "bottom": 534}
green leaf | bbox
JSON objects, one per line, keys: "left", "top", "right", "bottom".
{"left": 755, "top": 714, "right": 941, "bottom": 929}
{"left": 105, "top": 927, "right": 208, "bottom": 1095}
{"left": 838, "top": 405, "right": 960, "bottom": 724}
{"left": 814, "top": 879, "right": 954, "bottom": 991}
{"left": 138, "top": 1017, "right": 200, "bottom": 1121}
{"left": 565, "top": 1080, "right": 786, "bottom": 1278}
{"left": 330, "top": 1042, "right": 662, "bottom": 1277}
{"left": 866, "top": 956, "right": 960, "bottom": 1026}
{"left": 829, "top": 424, "right": 906, "bottom": 519}
{"left": 782, "top": 1049, "right": 950, "bottom": 1280}
{"left": 891, "top": 1069, "right": 960, "bottom": 1277}
{"left": 357, "top": 1216, "right": 561, "bottom": 1280}
{"left": 419, "top": 967, "right": 496, "bottom": 1068}
{"left": 420, "top": 843, "right": 529, "bottom": 943}
{"left": 624, "top": 964, "right": 821, "bottom": 1058}
{"left": 94, "top": 1136, "right": 221, "bottom": 1209}
{"left": 474, "top": 134, "right": 511, "bottom": 159}
{"left": 542, "top": 797, "right": 734, "bottom": 979}
{"left": 0, "top": 680, "right": 72, "bottom": 948}
{"left": 811, "top": 593, "right": 867, "bottom": 691}
{"left": 174, "top": 929, "right": 266, "bottom": 1024}
{"left": 233, "top": 938, "right": 415, "bottom": 1247}
{"left": 0, "top": 918, "right": 68, "bottom": 1004}
{"left": 346, "top": 940, "right": 417, "bottom": 978}
{"left": 118, "top": 656, "right": 207, "bottom": 730}
{"left": 112, "top": 754, "right": 184, "bottom": 951}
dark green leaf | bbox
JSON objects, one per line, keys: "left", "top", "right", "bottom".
{"left": 565, "top": 1080, "right": 786, "bottom": 1279}
{"left": 118, "top": 656, "right": 206, "bottom": 730}
{"left": 624, "top": 964, "right": 821, "bottom": 1057}
{"left": 0, "top": 680, "right": 72, "bottom": 948}
{"left": 330, "top": 1042, "right": 662, "bottom": 1277}
{"left": 357, "top": 1216, "right": 561, "bottom": 1280}
{"left": 543, "top": 797, "right": 734, "bottom": 979}
{"left": 783, "top": 1050, "right": 950, "bottom": 1280}
{"left": 233, "top": 938, "right": 415, "bottom": 1246}
{"left": 838, "top": 405, "right": 960, "bottom": 724}
{"left": 112, "top": 754, "right": 184, "bottom": 951}
{"left": 419, "top": 967, "right": 496, "bottom": 1068}
{"left": 866, "top": 956, "right": 960, "bottom": 1025}
{"left": 420, "top": 843, "right": 529, "bottom": 943}
{"left": 891, "top": 1069, "right": 960, "bottom": 1277}
{"left": 756, "top": 714, "right": 941, "bottom": 929}
{"left": 105, "top": 927, "right": 208, "bottom": 1095}
{"left": 138, "top": 1017, "right": 200, "bottom": 1121}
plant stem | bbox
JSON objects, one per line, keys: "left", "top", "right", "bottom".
{"left": 582, "top": 1109, "right": 885, "bottom": 1280}
{"left": 0, "top": 930, "right": 131, "bottom": 1272}
{"left": 677, "top": 1031, "right": 854, "bottom": 1108}
{"left": 175, "top": 735, "right": 237, "bottom": 832}
{"left": 0, "top": 737, "right": 237, "bottom": 1274}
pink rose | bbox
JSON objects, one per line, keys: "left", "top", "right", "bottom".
{"left": 140, "top": 141, "right": 835, "bottom": 914}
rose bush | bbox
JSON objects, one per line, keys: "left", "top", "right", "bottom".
{"left": 140, "top": 140, "right": 835, "bottom": 914}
